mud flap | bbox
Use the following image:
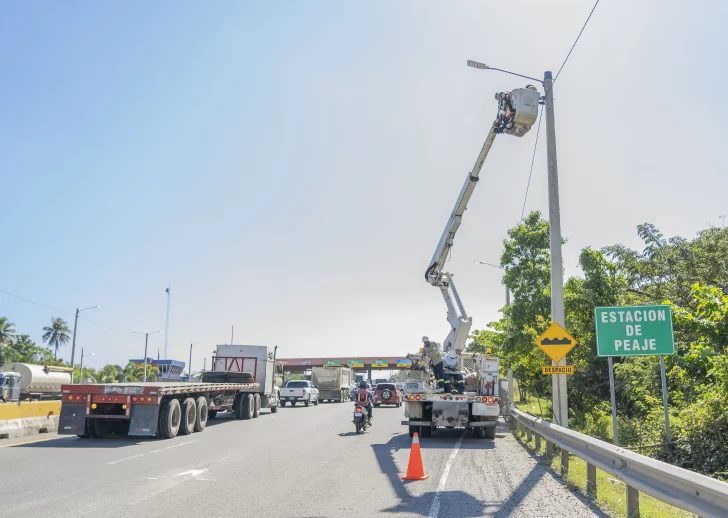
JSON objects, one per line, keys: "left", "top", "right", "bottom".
{"left": 129, "top": 405, "right": 160, "bottom": 437}
{"left": 58, "top": 403, "right": 87, "bottom": 435}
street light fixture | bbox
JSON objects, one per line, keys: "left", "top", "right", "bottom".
{"left": 188, "top": 341, "right": 204, "bottom": 381}
{"left": 70, "top": 305, "right": 101, "bottom": 384}
{"left": 132, "top": 330, "right": 164, "bottom": 382}
{"left": 469, "top": 60, "right": 568, "bottom": 427}
{"left": 79, "top": 349, "right": 95, "bottom": 384}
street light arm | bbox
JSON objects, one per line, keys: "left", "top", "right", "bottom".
{"left": 467, "top": 60, "right": 543, "bottom": 85}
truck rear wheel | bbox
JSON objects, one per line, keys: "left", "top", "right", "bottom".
{"left": 77, "top": 419, "right": 91, "bottom": 438}
{"left": 313, "top": 396, "right": 318, "bottom": 406}
{"left": 159, "top": 398, "right": 181, "bottom": 439}
{"left": 253, "top": 394, "right": 261, "bottom": 418}
{"left": 194, "top": 397, "right": 208, "bottom": 432}
{"left": 304, "top": 398, "right": 310, "bottom": 407}
{"left": 179, "top": 398, "right": 197, "bottom": 435}
{"left": 235, "top": 393, "right": 254, "bottom": 419}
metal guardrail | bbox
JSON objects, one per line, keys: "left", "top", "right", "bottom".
{"left": 510, "top": 405, "right": 728, "bottom": 518}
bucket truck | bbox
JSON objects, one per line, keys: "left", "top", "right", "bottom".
{"left": 402, "top": 85, "right": 539, "bottom": 439}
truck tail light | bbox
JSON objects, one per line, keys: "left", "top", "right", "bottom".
{"left": 302, "top": 389, "right": 307, "bottom": 395}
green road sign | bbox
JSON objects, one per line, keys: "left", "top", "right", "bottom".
{"left": 347, "top": 359, "right": 364, "bottom": 368}
{"left": 324, "top": 359, "right": 341, "bottom": 367}
{"left": 595, "top": 305, "right": 675, "bottom": 357}
{"left": 372, "top": 359, "right": 388, "bottom": 368}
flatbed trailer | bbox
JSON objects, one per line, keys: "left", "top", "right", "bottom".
{"left": 58, "top": 381, "right": 261, "bottom": 440}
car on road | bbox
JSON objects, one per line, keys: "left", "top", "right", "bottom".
{"left": 280, "top": 380, "right": 319, "bottom": 407}
{"left": 373, "top": 383, "right": 402, "bottom": 407}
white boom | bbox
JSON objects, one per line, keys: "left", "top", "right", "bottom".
{"left": 424, "top": 86, "right": 540, "bottom": 352}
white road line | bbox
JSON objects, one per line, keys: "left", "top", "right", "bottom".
{"left": 174, "top": 468, "right": 208, "bottom": 478}
{"left": 108, "top": 440, "right": 198, "bottom": 465}
{"left": 428, "top": 434, "right": 464, "bottom": 518}
{"left": 107, "top": 453, "right": 146, "bottom": 465}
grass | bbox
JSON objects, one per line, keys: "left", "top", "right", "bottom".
{"left": 512, "top": 416, "right": 696, "bottom": 518}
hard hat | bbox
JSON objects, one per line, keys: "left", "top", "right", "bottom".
{"left": 444, "top": 349, "right": 458, "bottom": 366}
{"left": 422, "top": 336, "right": 430, "bottom": 343}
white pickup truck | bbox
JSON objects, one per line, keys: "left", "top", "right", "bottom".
{"left": 280, "top": 380, "right": 319, "bottom": 407}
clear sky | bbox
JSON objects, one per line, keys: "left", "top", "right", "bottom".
{"left": 2, "top": 1, "right": 726, "bottom": 371}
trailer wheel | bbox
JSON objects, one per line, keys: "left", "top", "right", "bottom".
{"left": 194, "top": 397, "right": 208, "bottom": 432}
{"left": 208, "top": 409, "right": 218, "bottom": 419}
{"left": 179, "top": 398, "right": 197, "bottom": 435}
{"left": 89, "top": 419, "right": 109, "bottom": 439}
{"left": 253, "top": 394, "right": 261, "bottom": 418}
{"left": 484, "top": 424, "right": 496, "bottom": 440}
{"left": 159, "top": 398, "right": 182, "bottom": 439}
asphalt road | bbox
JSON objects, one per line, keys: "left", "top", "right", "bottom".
{"left": 0, "top": 400, "right": 610, "bottom": 518}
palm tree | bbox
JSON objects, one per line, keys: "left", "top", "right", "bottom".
{"left": 0, "top": 317, "right": 16, "bottom": 347}
{"left": 42, "top": 317, "right": 71, "bottom": 359}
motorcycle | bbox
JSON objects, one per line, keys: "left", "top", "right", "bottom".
{"left": 353, "top": 403, "right": 369, "bottom": 434}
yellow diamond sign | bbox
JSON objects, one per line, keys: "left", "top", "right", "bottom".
{"left": 536, "top": 322, "right": 577, "bottom": 363}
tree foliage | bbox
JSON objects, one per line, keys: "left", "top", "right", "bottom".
{"left": 42, "top": 317, "right": 71, "bottom": 359}
{"left": 466, "top": 215, "right": 728, "bottom": 477}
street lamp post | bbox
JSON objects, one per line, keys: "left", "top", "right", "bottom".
{"left": 70, "top": 306, "right": 100, "bottom": 384}
{"left": 133, "top": 331, "right": 163, "bottom": 382}
{"left": 468, "top": 60, "right": 568, "bottom": 427}
{"left": 79, "top": 348, "right": 94, "bottom": 384}
{"left": 188, "top": 341, "right": 204, "bottom": 381}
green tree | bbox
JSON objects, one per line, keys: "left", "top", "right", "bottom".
{"left": 0, "top": 317, "right": 16, "bottom": 350}
{"left": 42, "top": 317, "right": 71, "bottom": 360}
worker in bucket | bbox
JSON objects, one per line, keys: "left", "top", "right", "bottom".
{"left": 443, "top": 348, "right": 465, "bottom": 394}
{"left": 422, "top": 336, "right": 445, "bottom": 392}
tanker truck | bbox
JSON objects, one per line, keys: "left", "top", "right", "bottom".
{"left": 0, "top": 363, "right": 72, "bottom": 402}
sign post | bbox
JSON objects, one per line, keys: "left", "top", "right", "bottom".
{"left": 536, "top": 322, "right": 577, "bottom": 426}
{"left": 595, "top": 305, "right": 675, "bottom": 447}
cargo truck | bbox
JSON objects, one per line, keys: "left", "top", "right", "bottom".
{"left": 58, "top": 345, "right": 282, "bottom": 439}
{"left": 0, "top": 363, "right": 72, "bottom": 402}
{"left": 311, "top": 366, "right": 352, "bottom": 402}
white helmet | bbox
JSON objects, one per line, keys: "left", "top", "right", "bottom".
{"left": 422, "top": 336, "right": 430, "bottom": 343}
{"left": 444, "top": 349, "right": 458, "bottom": 366}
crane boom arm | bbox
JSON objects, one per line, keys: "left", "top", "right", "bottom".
{"left": 425, "top": 127, "right": 498, "bottom": 285}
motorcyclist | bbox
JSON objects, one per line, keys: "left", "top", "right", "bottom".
{"left": 353, "top": 381, "right": 374, "bottom": 423}
{"left": 422, "top": 336, "right": 446, "bottom": 392}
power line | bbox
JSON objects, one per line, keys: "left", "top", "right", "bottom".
{"left": 0, "top": 287, "right": 135, "bottom": 337}
{"left": 550, "top": 0, "right": 602, "bottom": 92}
{"left": 520, "top": 105, "right": 543, "bottom": 221}
{"left": 519, "top": 0, "right": 601, "bottom": 220}
{"left": 0, "top": 288, "right": 74, "bottom": 317}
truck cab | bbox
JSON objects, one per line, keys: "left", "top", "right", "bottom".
{"left": 0, "top": 372, "right": 21, "bottom": 402}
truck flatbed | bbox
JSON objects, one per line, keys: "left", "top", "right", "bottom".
{"left": 62, "top": 382, "right": 260, "bottom": 397}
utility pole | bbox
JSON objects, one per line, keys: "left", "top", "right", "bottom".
{"left": 164, "top": 283, "right": 171, "bottom": 360}
{"left": 544, "top": 70, "right": 568, "bottom": 428}
{"left": 143, "top": 333, "right": 150, "bottom": 382}
{"left": 70, "top": 309, "right": 80, "bottom": 383}
{"left": 231, "top": 325, "right": 234, "bottom": 344}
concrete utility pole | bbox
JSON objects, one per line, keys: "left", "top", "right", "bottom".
{"left": 133, "top": 330, "right": 163, "bottom": 382}
{"left": 544, "top": 71, "right": 568, "bottom": 428}
{"left": 164, "top": 283, "right": 171, "bottom": 360}
{"left": 69, "top": 305, "right": 100, "bottom": 384}
{"left": 188, "top": 341, "right": 203, "bottom": 381}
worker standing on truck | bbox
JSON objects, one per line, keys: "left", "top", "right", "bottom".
{"left": 422, "top": 336, "right": 446, "bottom": 392}
{"left": 443, "top": 349, "right": 465, "bottom": 394}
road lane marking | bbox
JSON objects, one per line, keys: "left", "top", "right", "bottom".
{"left": 428, "top": 434, "right": 464, "bottom": 518}
{"left": 0, "top": 435, "right": 73, "bottom": 448}
{"left": 107, "top": 453, "right": 146, "bottom": 465}
{"left": 107, "top": 439, "right": 198, "bottom": 465}
{"left": 174, "top": 468, "right": 208, "bottom": 477}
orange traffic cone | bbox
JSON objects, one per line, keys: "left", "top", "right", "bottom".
{"left": 402, "top": 432, "right": 429, "bottom": 480}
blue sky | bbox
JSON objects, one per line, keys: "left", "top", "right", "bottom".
{"left": 2, "top": 1, "right": 726, "bottom": 371}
